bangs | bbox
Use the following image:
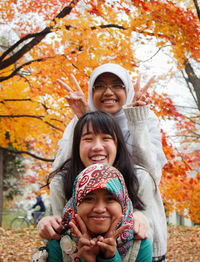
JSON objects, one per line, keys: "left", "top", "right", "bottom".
{"left": 83, "top": 112, "right": 117, "bottom": 140}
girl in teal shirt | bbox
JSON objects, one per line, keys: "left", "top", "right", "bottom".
{"left": 47, "top": 164, "right": 152, "bottom": 262}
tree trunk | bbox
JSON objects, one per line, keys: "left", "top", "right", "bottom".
{"left": 0, "top": 150, "right": 3, "bottom": 226}
{"left": 184, "top": 60, "right": 200, "bottom": 111}
{"left": 193, "top": 0, "right": 200, "bottom": 20}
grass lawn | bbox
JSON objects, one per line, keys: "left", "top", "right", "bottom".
{"left": 2, "top": 209, "right": 26, "bottom": 228}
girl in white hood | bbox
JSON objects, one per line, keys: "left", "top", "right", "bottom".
{"left": 53, "top": 63, "right": 167, "bottom": 171}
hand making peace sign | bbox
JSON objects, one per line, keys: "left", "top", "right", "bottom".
{"left": 130, "top": 74, "right": 155, "bottom": 107}
{"left": 57, "top": 74, "right": 90, "bottom": 119}
{"left": 69, "top": 214, "right": 99, "bottom": 262}
{"left": 70, "top": 214, "right": 130, "bottom": 260}
{"left": 96, "top": 215, "right": 130, "bottom": 259}
{"left": 57, "top": 73, "right": 156, "bottom": 118}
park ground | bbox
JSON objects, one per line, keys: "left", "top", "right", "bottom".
{"left": 0, "top": 225, "right": 199, "bottom": 261}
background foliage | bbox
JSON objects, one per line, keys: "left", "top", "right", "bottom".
{"left": 0, "top": 0, "right": 199, "bottom": 222}
{"left": 3, "top": 149, "right": 25, "bottom": 200}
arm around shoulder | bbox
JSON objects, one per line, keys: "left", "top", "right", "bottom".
{"left": 50, "top": 175, "right": 66, "bottom": 216}
{"left": 135, "top": 166, "right": 155, "bottom": 241}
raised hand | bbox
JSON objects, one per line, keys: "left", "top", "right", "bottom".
{"left": 57, "top": 74, "right": 90, "bottom": 118}
{"left": 130, "top": 74, "right": 155, "bottom": 107}
{"left": 69, "top": 214, "right": 99, "bottom": 262}
{"left": 97, "top": 215, "right": 130, "bottom": 259}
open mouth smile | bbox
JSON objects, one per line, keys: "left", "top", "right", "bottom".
{"left": 101, "top": 99, "right": 118, "bottom": 104}
{"left": 90, "top": 155, "right": 106, "bottom": 161}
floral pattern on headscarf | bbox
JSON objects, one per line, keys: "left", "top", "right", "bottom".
{"left": 62, "top": 163, "right": 134, "bottom": 260}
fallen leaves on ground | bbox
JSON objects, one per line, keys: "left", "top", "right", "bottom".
{"left": 0, "top": 227, "right": 44, "bottom": 261}
{"left": 0, "top": 226, "right": 199, "bottom": 261}
{"left": 167, "top": 225, "right": 200, "bottom": 262}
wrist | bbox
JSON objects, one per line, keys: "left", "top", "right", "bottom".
{"left": 97, "top": 252, "right": 115, "bottom": 261}
{"left": 76, "top": 106, "right": 90, "bottom": 119}
{"left": 97, "top": 250, "right": 121, "bottom": 262}
{"left": 123, "top": 104, "right": 150, "bottom": 122}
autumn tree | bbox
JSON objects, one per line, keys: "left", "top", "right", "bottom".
{"left": 0, "top": 0, "right": 199, "bottom": 222}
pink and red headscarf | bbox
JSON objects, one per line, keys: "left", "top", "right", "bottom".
{"left": 62, "top": 163, "right": 134, "bottom": 260}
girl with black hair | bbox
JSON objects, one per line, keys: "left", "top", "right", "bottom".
{"left": 57, "top": 111, "right": 144, "bottom": 210}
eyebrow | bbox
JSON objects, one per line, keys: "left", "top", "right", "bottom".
{"left": 81, "top": 131, "right": 93, "bottom": 136}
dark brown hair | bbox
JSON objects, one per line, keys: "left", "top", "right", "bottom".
{"left": 56, "top": 111, "right": 145, "bottom": 210}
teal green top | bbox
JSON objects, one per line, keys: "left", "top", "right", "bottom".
{"left": 47, "top": 238, "right": 152, "bottom": 262}
{"left": 136, "top": 238, "right": 152, "bottom": 262}
{"left": 47, "top": 239, "right": 63, "bottom": 262}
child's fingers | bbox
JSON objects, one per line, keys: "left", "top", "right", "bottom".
{"left": 57, "top": 79, "right": 73, "bottom": 92}
{"left": 142, "top": 75, "right": 155, "bottom": 95}
{"left": 97, "top": 240, "right": 111, "bottom": 249}
{"left": 97, "top": 238, "right": 116, "bottom": 258}
{"left": 97, "top": 235, "right": 104, "bottom": 241}
{"left": 113, "top": 223, "right": 131, "bottom": 239}
{"left": 70, "top": 74, "right": 84, "bottom": 93}
{"left": 106, "top": 215, "right": 124, "bottom": 235}
{"left": 134, "top": 73, "right": 142, "bottom": 93}
{"left": 75, "top": 214, "right": 88, "bottom": 234}
{"left": 79, "top": 237, "right": 91, "bottom": 247}
{"left": 69, "top": 221, "right": 82, "bottom": 239}
{"left": 90, "top": 238, "right": 97, "bottom": 246}
{"left": 98, "top": 237, "right": 116, "bottom": 246}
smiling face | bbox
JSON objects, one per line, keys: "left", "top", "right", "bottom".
{"left": 79, "top": 122, "right": 117, "bottom": 167}
{"left": 92, "top": 73, "right": 127, "bottom": 114}
{"left": 77, "top": 189, "right": 122, "bottom": 235}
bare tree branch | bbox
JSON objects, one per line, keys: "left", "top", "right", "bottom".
{"left": 0, "top": 146, "right": 54, "bottom": 162}
{"left": 0, "top": 57, "right": 52, "bottom": 82}
{"left": 139, "top": 44, "right": 172, "bottom": 64}
{"left": 0, "top": 114, "right": 63, "bottom": 132}
{"left": 174, "top": 104, "right": 198, "bottom": 110}
{"left": 167, "top": 136, "right": 193, "bottom": 168}
{"left": 1, "top": 99, "right": 68, "bottom": 124}
{"left": 0, "top": 0, "right": 80, "bottom": 70}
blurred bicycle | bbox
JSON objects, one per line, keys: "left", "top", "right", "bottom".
{"left": 10, "top": 209, "right": 45, "bottom": 229}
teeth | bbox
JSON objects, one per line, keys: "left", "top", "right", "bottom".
{"left": 103, "top": 100, "right": 116, "bottom": 104}
{"left": 91, "top": 156, "right": 106, "bottom": 161}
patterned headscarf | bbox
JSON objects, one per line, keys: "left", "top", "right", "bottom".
{"left": 62, "top": 163, "right": 134, "bottom": 260}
